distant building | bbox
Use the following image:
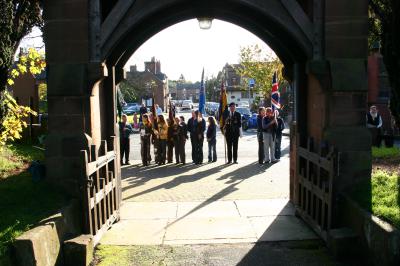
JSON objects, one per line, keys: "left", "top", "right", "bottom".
{"left": 219, "top": 63, "right": 261, "bottom": 106}
{"left": 368, "top": 47, "right": 397, "bottom": 134}
{"left": 126, "top": 57, "right": 168, "bottom": 110}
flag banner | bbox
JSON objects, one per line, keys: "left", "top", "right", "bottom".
{"left": 168, "top": 99, "right": 175, "bottom": 122}
{"left": 271, "top": 71, "right": 281, "bottom": 111}
{"left": 151, "top": 96, "right": 158, "bottom": 129}
{"left": 199, "top": 68, "right": 206, "bottom": 114}
{"left": 218, "top": 80, "right": 228, "bottom": 129}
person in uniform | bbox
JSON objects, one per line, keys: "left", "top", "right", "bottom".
{"left": 166, "top": 118, "right": 174, "bottom": 163}
{"left": 262, "top": 107, "right": 278, "bottom": 164}
{"left": 223, "top": 103, "right": 242, "bottom": 164}
{"left": 139, "top": 103, "right": 147, "bottom": 122}
{"left": 119, "top": 114, "right": 134, "bottom": 165}
{"left": 172, "top": 117, "right": 181, "bottom": 164}
{"left": 366, "top": 105, "right": 383, "bottom": 147}
{"left": 257, "top": 107, "right": 266, "bottom": 164}
{"left": 178, "top": 116, "right": 188, "bottom": 164}
{"left": 193, "top": 110, "right": 206, "bottom": 164}
{"left": 139, "top": 114, "right": 153, "bottom": 166}
{"left": 274, "top": 110, "right": 285, "bottom": 160}
{"left": 156, "top": 115, "right": 168, "bottom": 165}
{"left": 150, "top": 112, "right": 159, "bottom": 164}
{"left": 187, "top": 111, "right": 196, "bottom": 163}
{"left": 207, "top": 116, "right": 217, "bottom": 162}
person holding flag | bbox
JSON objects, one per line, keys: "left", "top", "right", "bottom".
{"left": 218, "top": 80, "right": 228, "bottom": 162}
{"left": 199, "top": 68, "right": 206, "bottom": 115}
{"left": 271, "top": 71, "right": 281, "bottom": 111}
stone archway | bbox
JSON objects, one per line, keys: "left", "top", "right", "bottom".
{"left": 43, "top": 0, "right": 370, "bottom": 241}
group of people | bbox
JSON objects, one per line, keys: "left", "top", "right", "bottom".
{"left": 119, "top": 108, "right": 219, "bottom": 166}
{"left": 119, "top": 102, "right": 285, "bottom": 167}
{"left": 256, "top": 107, "right": 285, "bottom": 164}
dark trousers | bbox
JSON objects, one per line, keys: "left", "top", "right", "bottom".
{"left": 275, "top": 135, "right": 282, "bottom": 159}
{"left": 141, "top": 137, "right": 151, "bottom": 165}
{"left": 120, "top": 138, "right": 130, "bottom": 164}
{"left": 173, "top": 138, "right": 181, "bottom": 163}
{"left": 178, "top": 139, "right": 186, "bottom": 164}
{"left": 208, "top": 140, "right": 217, "bottom": 162}
{"left": 193, "top": 138, "right": 204, "bottom": 164}
{"left": 190, "top": 136, "right": 195, "bottom": 162}
{"left": 226, "top": 135, "right": 239, "bottom": 162}
{"left": 257, "top": 132, "right": 264, "bottom": 164}
{"left": 167, "top": 141, "right": 174, "bottom": 163}
{"left": 159, "top": 139, "right": 167, "bottom": 164}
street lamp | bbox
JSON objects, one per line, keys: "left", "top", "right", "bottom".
{"left": 197, "top": 18, "right": 213, "bottom": 30}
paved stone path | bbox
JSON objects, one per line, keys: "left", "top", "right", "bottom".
{"left": 100, "top": 128, "right": 319, "bottom": 245}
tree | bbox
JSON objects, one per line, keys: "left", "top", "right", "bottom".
{"left": 205, "top": 75, "right": 221, "bottom": 102}
{"left": 0, "top": 0, "right": 43, "bottom": 91}
{"left": 119, "top": 80, "right": 140, "bottom": 103}
{"left": 1, "top": 48, "right": 45, "bottom": 146}
{"left": 369, "top": 0, "right": 400, "bottom": 126}
{"left": 236, "top": 45, "right": 284, "bottom": 101}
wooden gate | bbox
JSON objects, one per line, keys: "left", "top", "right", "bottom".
{"left": 81, "top": 136, "right": 121, "bottom": 245}
{"left": 294, "top": 135, "right": 337, "bottom": 241}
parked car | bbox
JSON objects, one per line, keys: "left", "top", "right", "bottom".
{"left": 236, "top": 107, "right": 252, "bottom": 131}
{"left": 181, "top": 100, "right": 193, "bottom": 110}
{"left": 124, "top": 105, "right": 139, "bottom": 115}
{"left": 238, "top": 102, "right": 250, "bottom": 108}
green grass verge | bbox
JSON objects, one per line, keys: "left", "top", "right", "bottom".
{"left": 0, "top": 144, "right": 66, "bottom": 264}
{"left": 372, "top": 146, "right": 400, "bottom": 159}
{"left": 351, "top": 170, "right": 400, "bottom": 229}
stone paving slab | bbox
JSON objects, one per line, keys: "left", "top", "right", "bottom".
{"left": 121, "top": 201, "right": 178, "bottom": 220}
{"left": 100, "top": 219, "right": 168, "bottom": 245}
{"left": 176, "top": 201, "right": 240, "bottom": 218}
{"left": 249, "top": 216, "right": 318, "bottom": 241}
{"left": 235, "top": 198, "right": 295, "bottom": 217}
{"left": 164, "top": 217, "right": 257, "bottom": 243}
{"left": 100, "top": 199, "right": 318, "bottom": 245}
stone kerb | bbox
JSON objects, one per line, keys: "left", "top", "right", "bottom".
{"left": 13, "top": 201, "right": 81, "bottom": 266}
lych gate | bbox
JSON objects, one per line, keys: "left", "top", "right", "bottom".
{"left": 43, "top": 0, "right": 370, "bottom": 244}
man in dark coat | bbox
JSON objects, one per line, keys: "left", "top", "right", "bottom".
{"left": 119, "top": 114, "right": 134, "bottom": 165}
{"left": 366, "top": 105, "right": 383, "bottom": 147}
{"left": 274, "top": 110, "right": 285, "bottom": 160}
{"left": 223, "top": 102, "right": 242, "bottom": 164}
{"left": 187, "top": 111, "right": 196, "bottom": 163}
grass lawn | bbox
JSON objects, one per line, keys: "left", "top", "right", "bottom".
{"left": 0, "top": 144, "right": 67, "bottom": 265}
{"left": 351, "top": 146, "right": 400, "bottom": 229}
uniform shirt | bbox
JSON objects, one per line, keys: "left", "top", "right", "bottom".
{"left": 224, "top": 111, "right": 241, "bottom": 137}
{"left": 158, "top": 122, "right": 168, "bottom": 140}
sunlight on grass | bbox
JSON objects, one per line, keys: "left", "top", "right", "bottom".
{"left": 0, "top": 144, "right": 66, "bottom": 263}
{"left": 352, "top": 170, "right": 400, "bottom": 229}
{"left": 372, "top": 146, "right": 400, "bottom": 159}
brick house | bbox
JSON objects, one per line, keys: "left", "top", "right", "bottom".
{"left": 126, "top": 57, "right": 168, "bottom": 111}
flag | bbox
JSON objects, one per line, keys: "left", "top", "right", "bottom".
{"left": 199, "top": 68, "right": 206, "bottom": 114}
{"left": 168, "top": 99, "right": 175, "bottom": 122}
{"left": 151, "top": 95, "right": 158, "bottom": 129}
{"left": 218, "top": 80, "right": 228, "bottom": 128}
{"left": 271, "top": 71, "right": 281, "bottom": 111}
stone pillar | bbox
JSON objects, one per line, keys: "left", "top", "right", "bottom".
{"left": 323, "top": 0, "right": 370, "bottom": 195}
{"left": 43, "top": 0, "right": 100, "bottom": 197}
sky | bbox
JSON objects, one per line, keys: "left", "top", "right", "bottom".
{"left": 126, "top": 19, "right": 274, "bottom": 82}
{"left": 20, "top": 19, "right": 275, "bottom": 82}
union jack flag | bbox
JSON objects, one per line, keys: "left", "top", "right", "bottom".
{"left": 271, "top": 72, "right": 281, "bottom": 111}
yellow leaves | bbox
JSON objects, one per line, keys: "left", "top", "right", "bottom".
{"left": 0, "top": 92, "right": 37, "bottom": 145}
{"left": 7, "top": 48, "right": 46, "bottom": 87}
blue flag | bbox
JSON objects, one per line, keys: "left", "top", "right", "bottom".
{"left": 199, "top": 68, "right": 206, "bottom": 114}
